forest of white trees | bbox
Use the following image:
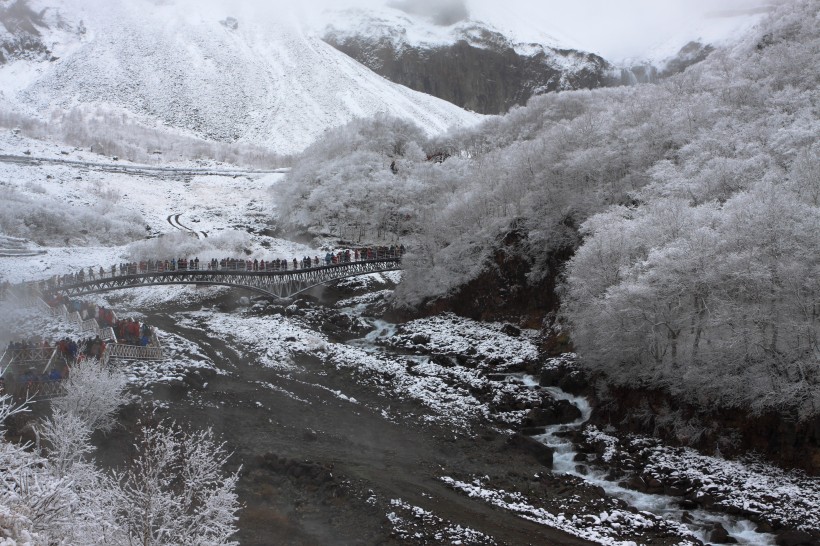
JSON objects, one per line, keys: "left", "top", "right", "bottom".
{"left": 280, "top": 0, "right": 819, "bottom": 417}
{"left": 0, "top": 360, "right": 240, "bottom": 545}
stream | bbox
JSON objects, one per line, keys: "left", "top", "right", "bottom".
{"left": 522, "top": 377, "right": 777, "bottom": 545}
{"left": 348, "top": 307, "right": 778, "bottom": 545}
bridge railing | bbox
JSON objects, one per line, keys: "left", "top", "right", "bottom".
{"left": 40, "top": 257, "right": 402, "bottom": 300}
{"left": 44, "top": 253, "right": 404, "bottom": 283}
{"left": 104, "top": 343, "right": 164, "bottom": 362}
{"left": 81, "top": 318, "right": 95, "bottom": 332}
{"left": 0, "top": 347, "right": 59, "bottom": 375}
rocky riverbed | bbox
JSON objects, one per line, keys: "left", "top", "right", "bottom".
{"left": 5, "top": 275, "right": 819, "bottom": 545}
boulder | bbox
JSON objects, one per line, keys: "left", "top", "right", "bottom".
{"left": 501, "top": 324, "right": 521, "bottom": 337}
{"left": 431, "top": 354, "right": 455, "bottom": 368}
{"left": 708, "top": 523, "right": 737, "bottom": 544}
{"left": 520, "top": 427, "right": 547, "bottom": 436}
{"left": 525, "top": 400, "right": 582, "bottom": 426}
{"left": 621, "top": 475, "right": 647, "bottom": 492}
{"left": 506, "top": 434, "right": 554, "bottom": 468}
{"left": 558, "top": 372, "right": 588, "bottom": 394}
{"left": 410, "top": 333, "right": 430, "bottom": 345}
{"left": 664, "top": 484, "right": 686, "bottom": 497}
{"left": 539, "top": 367, "right": 562, "bottom": 387}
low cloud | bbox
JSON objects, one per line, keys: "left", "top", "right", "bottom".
{"left": 388, "top": 0, "right": 469, "bottom": 26}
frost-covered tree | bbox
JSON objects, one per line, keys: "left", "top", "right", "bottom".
{"left": 114, "top": 422, "right": 241, "bottom": 546}
{"left": 559, "top": 0, "right": 820, "bottom": 415}
{"left": 281, "top": 0, "right": 820, "bottom": 417}
{"left": 52, "top": 358, "right": 130, "bottom": 433}
{"left": 3, "top": 359, "right": 242, "bottom": 545}
{"left": 0, "top": 394, "right": 119, "bottom": 544}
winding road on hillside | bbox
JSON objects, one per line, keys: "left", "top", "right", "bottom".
{"left": 0, "top": 154, "right": 289, "bottom": 178}
{"left": 167, "top": 214, "right": 208, "bottom": 239}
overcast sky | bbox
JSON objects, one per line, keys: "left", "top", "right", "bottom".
{"left": 467, "top": 0, "right": 775, "bottom": 59}
{"left": 194, "top": 0, "right": 776, "bottom": 60}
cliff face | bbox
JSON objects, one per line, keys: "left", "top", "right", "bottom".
{"left": 410, "top": 229, "right": 577, "bottom": 333}
{"left": 0, "top": 0, "right": 51, "bottom": 64}
{"left": 325, "top": 33, "right": 610, "bottom": 115}
{"left": 324, "top": 8, "right": 717, "bottom": 116}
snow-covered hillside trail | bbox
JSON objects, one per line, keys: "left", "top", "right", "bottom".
{"left": 0, "top": 154, "right": 287, "bottom": 177}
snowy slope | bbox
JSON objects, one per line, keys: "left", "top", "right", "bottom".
{"left": 1, "top": 0, "right": 482, "bottom": 155}
{"left": 321, "top": 1, "right": 772, "bottom": 69}
{"left": 637, "top": 6, "right": 771, "bottom": 67}
{"left": 323, "top": 5, "right": 587, "bottom": 64}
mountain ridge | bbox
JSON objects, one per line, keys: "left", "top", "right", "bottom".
{"left": 0, "top": 0, "right": 483, "bottom": 155}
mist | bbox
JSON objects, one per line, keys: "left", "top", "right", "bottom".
{"left": 388, "top": 0, "right": 469, "bottom": 26}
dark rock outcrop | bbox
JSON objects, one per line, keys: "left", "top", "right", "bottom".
{"left": 416, "top": 228, "right": 576, "bottom": 329}
{"left": 324, "top": 33, "right": 610, "bottom": 115}
{"left": 590, "top": 385, "right": 820, "bottom": 475}
{"left": 506, "top": 433, "right": 554, "bottom": 468}
{"left": 775, "top": 530, "right": 818, "bottom": 546}
{"left": 524, "top": 400, "right": 582, "bottom": 427}
{"left": 0, "top": 0, "right": 52, "bottom": 65}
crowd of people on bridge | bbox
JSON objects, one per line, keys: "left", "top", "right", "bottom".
{"left": 2, "top": 336, "right": 75, "bottom": 397}
{"left": 36, "top": 245, "right": 406, "bottom": 288}
{"left": 0, "top": 333, "right": 116, "bottom": 397}
{"left": 41, "top": 294, "right": 157, "bottom": 347}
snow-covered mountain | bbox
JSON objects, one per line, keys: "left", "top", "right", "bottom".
{"left": 319, "top": 1, "right": 777, "bottom": 113}
{"left": 322, "top": 6, "right": 610, "bottom": 115}
{"left": 0, "top": 0, "right": 482, "bottom": 155}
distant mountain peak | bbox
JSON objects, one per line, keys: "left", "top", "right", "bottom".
{"left": 322, "top": 6, "right": 609, "bottom": 115}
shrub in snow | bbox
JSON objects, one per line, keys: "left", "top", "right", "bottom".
{"left": 113, "top": 422, "right": 241, "bottom": 546}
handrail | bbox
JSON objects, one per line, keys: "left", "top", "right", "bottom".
{"left": 80, "top": 318, "right": 100, "bottom": 333}
{"left": 38, "top": 258, "right": 403, "bottom": 300}
{"left": 0, "top": 349, "right": 9, "bottom": 378}
{"left": 3, "top": 347, "right": 54, "bottom": 363}
{"left": 106, "top": 343, "right": 164, "bottom": 361}
{"left": 42, "top": 348, "right": 58, "bottom": 374}
{"left": 99, "top": 327, "right": 117, "bottom": 342}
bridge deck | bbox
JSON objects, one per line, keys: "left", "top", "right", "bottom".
{"left": 43, "top": 258, "right": 402, "bottom": 299}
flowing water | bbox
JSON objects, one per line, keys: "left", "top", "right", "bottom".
{"left": 527, "top": 380, "right": 777, "bottom": 545}
{"left": 343, "top": 309, "right": 778, "bottom": 545}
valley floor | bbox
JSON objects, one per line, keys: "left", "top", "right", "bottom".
{"left": 1, "top": 143, "right": 818, "bottom": 545}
